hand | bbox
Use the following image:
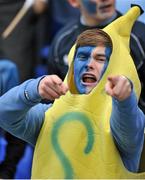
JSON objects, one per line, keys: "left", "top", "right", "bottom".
{"left": 38, "top": 75, "right": 68, "bottom": 101}
{"left": 105, "top": 75, "right": 132, "bottom": 101}
{"left": 33, "top": 0, "right": 48, "bottom": 14}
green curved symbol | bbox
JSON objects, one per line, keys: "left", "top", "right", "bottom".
{"left": 51, "top": 112, "right": 94, "bottom": 179}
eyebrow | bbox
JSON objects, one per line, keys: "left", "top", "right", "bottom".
{"left": 78, "top": 48, "right": 91, "bottom": 53}
{"left": 77, "top": 51, "right": 90, "bottom": 56}
{"left": 94, "top": 53, "right": 106, "bottom": 59}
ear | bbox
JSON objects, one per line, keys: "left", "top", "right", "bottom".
{"left": 67, "top": 0, "right": 80, "bottom": 8}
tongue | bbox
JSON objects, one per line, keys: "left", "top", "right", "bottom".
{"left": 84, "top": 77, "right": 96, "bottom": 83}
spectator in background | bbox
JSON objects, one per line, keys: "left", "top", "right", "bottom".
{"left": 47, "top": 0, "right": 145, "bottom": 116}
{"left": 34, "top": 0, "right": 80, "bottom": 77}
{"left": 0, "top": 0, "right": 48, "bottom": 82}
{"left": 47, "top": 0, "right": 80, "bottom": 43}
{"left": 0, "top": 60, "right": 26, "bottom": 179}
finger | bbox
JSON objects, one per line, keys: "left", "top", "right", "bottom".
{"left": 51, "top": 75, "right": 69, "bottom": 95}
{"left": 44, "top": 75, "right": 63, "bottom": 96}
{"left": 52, "top": 83, "right": 68, "bottom": 95}
{"left": 42, "top": 86, "right": 61, "bottom": 100}
{"left": 59, "top": 83, "right": 69, "bottom": 94}
{"left": 114, "top": 79, "right": 131, "bottom": 100}
{"left": 39, "top": 77, "right": 61, "bottom": 99}
{"left": 111, "top": 77, "right": 131, "bottom": 100}
{"left": 107, "top": 75, "right": 119, "bottom": 87}
{"left": 112, "top": 81, "right": 124, "bottom": 98}
{"left": 50, "top": 75, "right": 68, "bottom": 95}
{"left": 105, "top": 81, "right": 114, "bottom": 96}
{"left": 106, "top": 76, "right": 122, "bottom": 98}
{"left": 51, "top": 75, "right": 63, "bottom": 85}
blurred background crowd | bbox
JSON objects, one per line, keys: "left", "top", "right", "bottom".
{"left": 0, "top": 0, "right": 145, "bottom": 179}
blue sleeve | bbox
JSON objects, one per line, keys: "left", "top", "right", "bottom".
{"left": 0, "top": 77, "right": 51, "bottom": 146}
{"left": 0, "top": 60, "right": 19, "bottom": 95}
{"left": 110, "top": 90, "right": 145, "bottom": 172}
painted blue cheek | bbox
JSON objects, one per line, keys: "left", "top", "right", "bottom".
{"left": 105, "top": 47, "right": 112, "bottom": 60}
{"left": 82, "top": 0, "right": 97, "bottom": 14}
{"left": 74, "top": 59, "right": 87, "bottom": 94}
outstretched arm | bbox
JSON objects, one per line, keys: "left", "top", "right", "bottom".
{"left": 105, "top": 75, "right": 145, "bottom": 172}
{"left": 0, "top": 75, "right": 68, "bottom": 146}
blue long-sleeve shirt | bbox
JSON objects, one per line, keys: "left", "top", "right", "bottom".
{"left": 0, "top": 77, "right": 144, "bottom": 172}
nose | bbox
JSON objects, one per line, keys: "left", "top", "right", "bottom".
{"left": 86, "top": 58, "right": 94, "bottom": 70}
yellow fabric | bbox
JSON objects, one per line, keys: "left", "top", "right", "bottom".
{"left": 32, "top": 6, "right": 145, "bottom": 179}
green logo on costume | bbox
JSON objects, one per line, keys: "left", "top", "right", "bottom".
{"left": 51, "top": 112, "right": 94, "bottom": 179}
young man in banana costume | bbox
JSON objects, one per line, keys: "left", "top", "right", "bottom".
{"left": 0, "top": 5, "right": 145, "bottom": 179}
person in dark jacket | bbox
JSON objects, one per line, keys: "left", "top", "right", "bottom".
{"left": 47, "top": 0, "right": 145, "bottom": 115}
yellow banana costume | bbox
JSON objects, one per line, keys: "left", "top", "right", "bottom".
{"left": 32, "top": 6, "right": 145, "bottom": 179}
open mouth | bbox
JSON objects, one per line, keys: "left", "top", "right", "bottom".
{"left": 81, "top": 73, "right": 97, "bottom": 85}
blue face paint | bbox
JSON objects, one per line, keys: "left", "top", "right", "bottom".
{"left": 74, "top": 46, "right": 112, "bottom": 94}
{"left": 99, "top": 47, "right": 112, "bottom": 79}
{"left": 81, "top": 0, "right": 97, "bottom": 14}
{"left": 74, "top": 46, "right": 95, "bottom": 94}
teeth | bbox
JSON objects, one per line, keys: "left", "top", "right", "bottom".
{"left": 84, "top": 74, "right": 94, "bottom": 78}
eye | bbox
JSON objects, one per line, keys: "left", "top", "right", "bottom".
{"left": 77, "top": 54, "right": 87, "bottom": 60}
{"left": 98, "top": 59, "right": 105, "bottom": 62}
{"left": 95, "top": 58, "right": 106, "bottom": 63}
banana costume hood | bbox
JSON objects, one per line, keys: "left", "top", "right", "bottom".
{"left": 32, "top": 5, "right": 145, "bottom": 179}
